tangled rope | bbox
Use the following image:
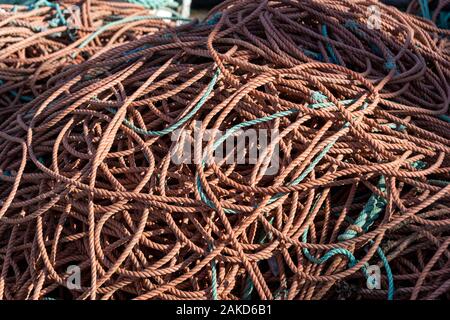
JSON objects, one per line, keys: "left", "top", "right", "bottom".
{"left": 0, "top": 0, "right": 449, "bottom": 300}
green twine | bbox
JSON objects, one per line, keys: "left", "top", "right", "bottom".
{"left": 428, "top": 179, "right": 450, "bottom": 186}
{"left": 75, "top": 14, "right": 191, "bottom": 55}
{"left": 373, "top": 240, "right": 394, "bottom": 300}
{"left": 108, "top": 69, "right": 220, "bottom": 136}
{"left": 195, "top": 96, "right": 362, "bottom": 212}
{"left": 241, "top": 217, "right": 275, "bottom": 300}
{"left": 302, "top": 217, "right": 395, "bottom": 300}
{"left": 300, "top": 114, "right": 410, "bottom": 300}
{"left": 321, "top": 24, "right": 338, "bottom": 64}
{"left": 208, "top": 243, "right": 219, "bottom": 300}
{"left": 0, "top": 79, "right": 33, "bottom": 102}
{"left": 438, "top": 11, "right": 450, "bottom": 29}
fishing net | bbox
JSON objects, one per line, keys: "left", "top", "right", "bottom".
{"left": 0, "top": 0, "right": 449, "bottom": 300}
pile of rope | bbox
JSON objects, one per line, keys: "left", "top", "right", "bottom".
{"left": 0, "top": 0, "right": 182, "bottom": 120}
{"left": 0, "top": 0, "right": 449, "bottom": 300}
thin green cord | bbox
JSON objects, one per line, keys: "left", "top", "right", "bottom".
{"left": 195, "top": 97, "right": 360, "bottom": 212}
{"left": 241, "top": 217, "right": 275, "bottom": 300}
{"left": 438, "top": 11, "right": 450, "bottom": 29}
{"left": 0, "top": 79, "right": 33, "bottom": 102}
{"left": 210, "top": 94, "right": 357, "bottom": 298}
{"left": 75, "top": 14, "right": 191, "bottom": 55}
{"left": 300, "top": 101, "right": 397, "bottom": 300}
{"left": 344, "top": 19, "right": 396, "bottom": 71}
{"left": 338, "top": 176, "right": 386, "bottom": 241}
{"left": 208, "top": 243, "right": 219, "bottom": 300}
{"left": 428, "top": 179, "right": 450, "bottom": 186}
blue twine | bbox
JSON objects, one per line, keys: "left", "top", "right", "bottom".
{"left": 125, "top": 0, "right": 179, "bottom": 10}
{"left": 195, "top": 107, "right": 298, "bottom": 213}
{"left": 3, "top": 0, "right": 76, "bottom": 37}
{"left": 302, "top": 219, "right": 395, "bottom": 299}
{"left": 344, "top": 19, "right": 360, "bottom": 32}
{"left": 338, "top": 176, "right": 386, "bottom": 241}
{"left": 0, "top": 79, "right": 33, "bottom": 102}
{"left": 412, "top": 160, "right": 427, "bottom": 170}
{"left": 301, "top": 127, "right": 409, "bottom": 300}
{"left": 344, "top": 19, "right": 372, "bottom": 50}
{"left": 343, "top": 20, "right": 396, "bottom": 72}
{"left": 27, "top": 0, "right": 67, "bottom": 27}
{"left": 369, "top": 43, "right": 383, "bottom": 56}
{"left": 186, "top": 87, "right": 395, "bottom": 299}
{"left": 373, "top": 241, "right": 394, "bottom": 300}
{"left": 208, "top": 243, "right": 219, "bottom": 300}
{"left": 195, "top": 95, "right": 363, "bottom": 211}
{"left": 122, "top": 44, "right": 151, "bottom": 57}
{"left": 9, "top": 90, "right": 33, "bottom": 102}
{"left": 0, "top": 0, "right": 37, "bottom": 5}
{"left": 242, "top": 277, "right": 254, "bottom": 300}
{"left": 108, "top": 69, "right": 220, "bottom": 136}
{"left": 438, "top": 11, "right": 450, "bottom": 29}
{"left": 386, "top": 123, "right": 406, "bottom": 131}
{"left": 418, "top": 0, "right": 432, "bottom": 20}
{"left": 321, "top": 24, "right": 338, "bottom": 64}
{"left": 75, "top": 14, "right": 191, "bottom": 56}
{"left": 302, "top": 226, "right": 362, "bottom": 270}
{"left": 311, "top": 91, "right": 327, "bottom": 103}
{"left": 302, "top": 49, "right": 323, "bottom": 61}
